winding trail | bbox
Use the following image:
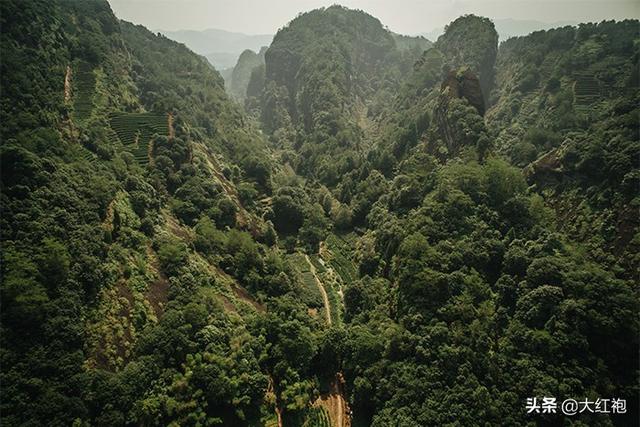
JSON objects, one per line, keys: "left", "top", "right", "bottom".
{"left": 313, "top": 373, "right": 351, "bottom": 427}
{"left": 305, "top": 252, "right": 351, "bottom": 426}
{"left": 167, "top": 112, "right": 174, "bottom": 139}
{"left": 64, "top": 65, "right": 72, "bottom": 103}
{"left": 305, "top": 254, "right": 331, "bottom": 325}
{"left": 147, "top": 139, "right": 155, "bottom": 166}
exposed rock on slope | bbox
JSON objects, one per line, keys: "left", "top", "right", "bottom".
{"left": 441, "top": 68, "right": 485, "bottom": 115}
{"left": 435, "top": 15, "right": 498, "bottom": 103}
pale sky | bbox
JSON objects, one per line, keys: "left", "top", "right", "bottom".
{"left": 107, "top": 0, "right": 640, "bottom": 35}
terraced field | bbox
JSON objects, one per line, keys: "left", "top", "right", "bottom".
{"left": 511, "top": 91, "right": 539, "bottom": 127}
{"left": 315, "top": 256, "right": 346, "bottom": 325}
{"left": 80, "top": 147, "right": 97, "bottom": 163}
{"left": 324, "top": 233, "right": 357, "bottom": 285}
{"left": 573, "top": 73, "right": 601, "bottom": 112}
{"left": 287, "top": 246, "right": 349, "bottom": 326}
{"left": 287, "top": 252, "right": 324, "bottom": 310}
{"left": 73, "top": 62, "right": 96, "bottom": 122}
{"left": 537, "top": 54, "right": 560, "bottom": 80}
{"left": 105, "top": 128, "right": 123, "bottom": 150}
{"left": 310, "top": 373, "right": 351, "bottom": 427}
{"left": 306, "top": 254, "right": 332, "bottom": 325}
{"left": 109, "top": 113, "right": 168, "bottom": 165}
{"left": 304, "top": 407, "right": 331, "bottom": 427}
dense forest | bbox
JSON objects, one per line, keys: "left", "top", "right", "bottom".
{"left": 0, "top": 1, "right": 638, "bottom": 426}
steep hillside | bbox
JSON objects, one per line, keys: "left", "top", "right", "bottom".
{"left": 488, "top": 20, "right": 638, "bottom": 151}
{"left": 435, "top": 15, "right": 499, "bottom": 101}
{"left": 1, "top": 1, "right": 342, "bottom": 426}
{"left": 326, "top": 17, "right": 639, "bottom": 427}
{"left": 487, "top": 20, "right": 640, "bottom": 274}
{"left": 366, "top": 15, "right": 497, "bottom": 179}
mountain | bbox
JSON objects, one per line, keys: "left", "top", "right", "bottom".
{"left": 1, "top": 1, "right": 638, "bottom": 426}
{"left": 226, "top": 47, "right": 267, "bottom": 102}
{"left": 233, "top": 18, "right": 429, "bottom": 106}
{"left": 435, "top": 15, "right": 498, "bottom": 103}
{"left": 158, "top": 28, "right": 273, "bottom": 70}
{"left": 422, "top": 17, "right": 579, "bottom": 41}
{"left": 250, "top": 5, "right": 428, "bottom": 184}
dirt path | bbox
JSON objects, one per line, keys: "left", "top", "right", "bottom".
{"left": 267, "top": 376, "right": 284, "bottom": 427}
{"left": 148, "top": 139, "right": 155, "bottom": 166}
{"left": 316, "top": 242, "right": 353, "bottom": 426}
{"left": 167, "top": 112, "right": 174, "bottom": 139}
{"left": 305, "top": 254, "right": 331, "bottom": 325}
{"left": 319, "top": 241, "right": 345, "bottom": 302}
{"left": 333, "top": 373, "right": 349, "bottom": 427}
{"left": 145, "top": 244, "right": 168, "bottom": 318}
{"left": 302, "top": 251, "right": 352, "bottom": 425}
{"left": 313, "top": 373, "right": 351, "bottom": 427}
{"left": 64, "top": 65, "right": 72, "bottom": 103}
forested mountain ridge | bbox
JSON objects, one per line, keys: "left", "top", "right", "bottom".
{"left": 1, "top": 2, "right": 638, "bottom": 427}
{"left": 420, "top": 18, "right": 580, "bottom": 51}
{"left": 248, "top": 7, "right": 639, "bottom": 427}
{"left": 249, "top": 5, "right": 429, "bottom": 183}
{"left": 486, "top": 20, "right": 640, "bottom": 276}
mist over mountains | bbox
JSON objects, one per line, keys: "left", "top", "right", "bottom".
{"left": 160, "top": 18, "right": 578, "bottom": 73}
{"left": 158, "top": 28, "right": 272, "bottom": 70}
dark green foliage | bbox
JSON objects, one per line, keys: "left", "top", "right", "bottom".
{"left": 489, "top": 21, "right": 639, "bottom": 275}
{"left": 156, "top": 237, "right": 188, "bottom": 277}
{"left": 0, "top": 0, "right": 119, "bottom": 135}
{"left": 299, "top": 203, "right": 331, "bottom": 253}
{"left": 343, "top": 159, "right": 638, "bottom": 425}
{"left": 0, "top": 1, "right": 285, "bottom": 425}
{"left": 215, "top": 197, "right": 238, "bottom": 228}
{"left": 271, "top": 186, "right": 307, "bottom": 234}
{"left": 242, "top": 154, "right": 272, "bottom": 191}
{"left": 1, "top": 2, "right": 637, "bottom": 426}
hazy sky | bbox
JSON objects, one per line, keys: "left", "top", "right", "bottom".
{"left": 107, "top": 0, "right": 640, "bottom": 35}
